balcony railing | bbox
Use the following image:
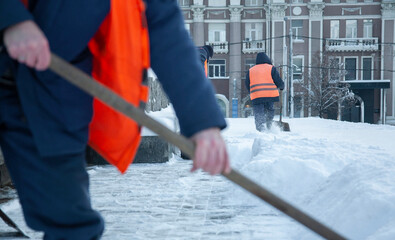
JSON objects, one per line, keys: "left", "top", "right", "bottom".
{"left": 326, "top": 38, "right": 379, "bottom": 52}
{"left": 206, "top": 41, "right": 229, "bottom": 54}
{"left": 177, "top": 0, "right": 190, "bottom": 6}
{"left": 242, "top": 40, "right": 265, "bottom": 53}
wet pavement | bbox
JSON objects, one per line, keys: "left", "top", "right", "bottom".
{"left": 0, "top": 156, "right": 298, "bottom": 240}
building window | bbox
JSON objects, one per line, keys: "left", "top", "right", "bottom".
{"left": 331, "top": 0, "right": 340, "bottom": 3}
{"left": 346, "top": 0, "right": 357, "bottom": 3}
{"left": 346, "top": 20, "right": 357, "bottom": 39}
{"left": 177, "top": 0, "right": 190, "bottom": 6}
{"left": 292, "top": 20, "right": 303, "bottom": 40}
{"left": 330, "top": 20, "right": 339, "bottom": 39}
{"left": 245, "top": 23, "right": 263, "bottom": 41}
{"left": 293, "top": 57, "right": 303, "bottom": 80}
{"left": 362, "top": 58, "right": 372, "bottom": 80}
{"left": 245, "top": 0, "right": 263, "bottom": 6}
{"left": 345, "top": 58, "right": 357, "bottom": 80}
{"left": 208, "top": 0, "right": 226, "bottom": 6}
{"left": 292, "top": 0, "right": 303, "bottom": 3}
{"left": 209, "top": 60, "right": 226, "bottom": 78}
{"left": 363, "top": 20, "right": 373, "bottom": 38}
{"left": 329, "top": 57, "right": 341, "bottom": 81}
{"left": 208, "top": 24, "right": 226, "bottom": 42}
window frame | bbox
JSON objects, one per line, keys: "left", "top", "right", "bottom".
{"left": 292, "top": 20, "right": 303, "bottom": 41}
{"left": 245, "top": 23, "right": 263, "bottom": 41}
{"left": 363, "top": 19, "right": 373, "bottom": 38}
{"left": 245, "top": 0, "right": 263, "bottom": 6}
{"left": 329, "top": 56, "right": 342, "bottom": 81}
{"left": 208, "top": 59, "right": 227, "bottom": 79}
{"left": 292, "top": 56, "right": 304, "bottom": 81}
{"left": 208, "top": 0, "right": 226, "bottom": 7}
{"left": 208, "top": 24, "right": 227, "bottom": 43}
{"left": 344, "top": 57, "right": 358, "bottom": 81}
{"left": 346, "top": 20, "right": 358, "bottom": 39}
{"left": 362, "top": 57, "right": 373, "bottom": 80}
{"left": 330, "top": 20, "right": 339, "bottom": 39}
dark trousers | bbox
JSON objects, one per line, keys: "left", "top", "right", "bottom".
{"left": 0, "top": 85, "right": 104, "bottom": 240}
{"left": 252, "top": 102, "right": 274, "bottom": 132}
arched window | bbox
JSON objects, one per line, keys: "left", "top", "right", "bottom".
{"left": 215, "top": 94, "right": 229, "bottom": 117}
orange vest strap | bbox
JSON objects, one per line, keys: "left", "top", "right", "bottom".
{"left": 204, "top": 59, "right": 208, "bottom": 77}
{"left": 88, "top": 0, "right": 150, "bottom": 173}
{"left": 249, "top": 64, "right": 279, "bottom": 100}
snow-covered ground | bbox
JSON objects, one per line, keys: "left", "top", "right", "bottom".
{"left": 1, "top": 110, "right": 394, "bottom": 239}
{"left": 222, "top": 117, "right": 395, "bottom": 240}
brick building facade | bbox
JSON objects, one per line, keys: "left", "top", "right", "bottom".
{"left": 178, "top": 0, "right": 395, "bottom": 124}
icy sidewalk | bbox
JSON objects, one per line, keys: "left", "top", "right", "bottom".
{"left": 90, "top": 158, "right": 297, "bottom": 240}
{"left": 0, "top": 158, "right": 297, "bottom": 240}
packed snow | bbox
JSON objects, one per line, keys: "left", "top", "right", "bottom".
{"left": 221, "top": 116, "right": 395, "bottom": 239}
{"left": 1, "top": 106, "right": 394, "bottom": 239}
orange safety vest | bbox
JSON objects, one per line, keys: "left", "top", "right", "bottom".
{"left": 88, "top": 0, "right": 150, "bottom": 173}
{"left": 19, "top": 0, "right": 148, "bottom": 173}
{"left": 249, "top": 64, "right": 279, "bottom": 100}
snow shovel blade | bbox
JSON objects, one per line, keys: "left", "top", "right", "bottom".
{"left": 0, "top": 209, "right": 29, "bottom": 238}
{"left": 275, "top": 120, "right": 290, "bottom": 131}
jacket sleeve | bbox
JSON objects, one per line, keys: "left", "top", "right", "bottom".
{"left": 271, "top": 66, "right": 285, "bottom": 90}
{"left": 245, "top": 71, "right": 251, "bottom": 93}
{"left": 145, "top": 0, "right": 226, "bottom": 137}
{"left": 0, "top": 1, "right": 33, "bottom": 44}
{"left": 32, "top": 0, "right": 110, "bottom": 62}
{"left": 0, "top": 1, "right": 110, "bottom": 62}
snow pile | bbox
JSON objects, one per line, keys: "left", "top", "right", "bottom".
{"left": 223, "top": 117, "right": 395, "bottom": 239}
{"left": 142, "top": 106, "right": 179, "bottom": 136}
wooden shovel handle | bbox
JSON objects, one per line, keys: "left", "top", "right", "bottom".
{"left": 49, "top": 53, "right": 346, "bottom": 240}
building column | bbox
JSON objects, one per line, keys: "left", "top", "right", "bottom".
{"left": 381, "top": 1, "right": 395, "bottom": 123}
{"left": 191, "top": 2, "right": 205, "bottom": 46}
{"left": 308, "top": 1, "right": 325, "bottom": 117}
{"left": 229, "top": 5, "right": 243, "bottom": 117}
{"left": 271, "top": 3, "right": 287, "bottom": 114}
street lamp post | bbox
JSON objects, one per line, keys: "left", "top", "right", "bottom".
{"left": 286, "top": 2, "right": 294, "bottom": 118}
{"left": 289, "top": 24, "right": 294, "bottom": 118}
{"left": 232, "top": 78, "right": 238, "bottom": 118}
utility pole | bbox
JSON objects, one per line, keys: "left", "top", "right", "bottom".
{"left": 232, "top": 78, "right": 238, "bottom": 118}
{"left": 268, "top": 0, "right": 272, "bottom": 60}
{"left": 289, "top": 26, "right": 294, "bottom": 118}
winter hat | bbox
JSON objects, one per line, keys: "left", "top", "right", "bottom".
{"left": 203, "top": 45, "right": 214, "bottom": 58}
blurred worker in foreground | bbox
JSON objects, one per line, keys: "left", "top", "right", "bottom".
{"left": 0, "top": 0, "right": 230, "bottom": 238}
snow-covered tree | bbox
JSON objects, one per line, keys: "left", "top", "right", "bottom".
{"left": 300, "top": 52, "right": 355, "bottom": 119}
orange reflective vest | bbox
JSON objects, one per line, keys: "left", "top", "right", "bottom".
{"left": 88, "top": 0, "right": 150, "bottom": 173}
{"left": 19, "top": 0, "right": 148, "bottom": 173}
{"left": 249, "top": 64, "right": 279, "bottom": 100}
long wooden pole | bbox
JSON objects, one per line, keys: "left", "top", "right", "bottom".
{"left": 0, "top": 209, "right": 29, "bottom": 238}
{"left": 49, "top": 53, "right": 347, "bottom": 240}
